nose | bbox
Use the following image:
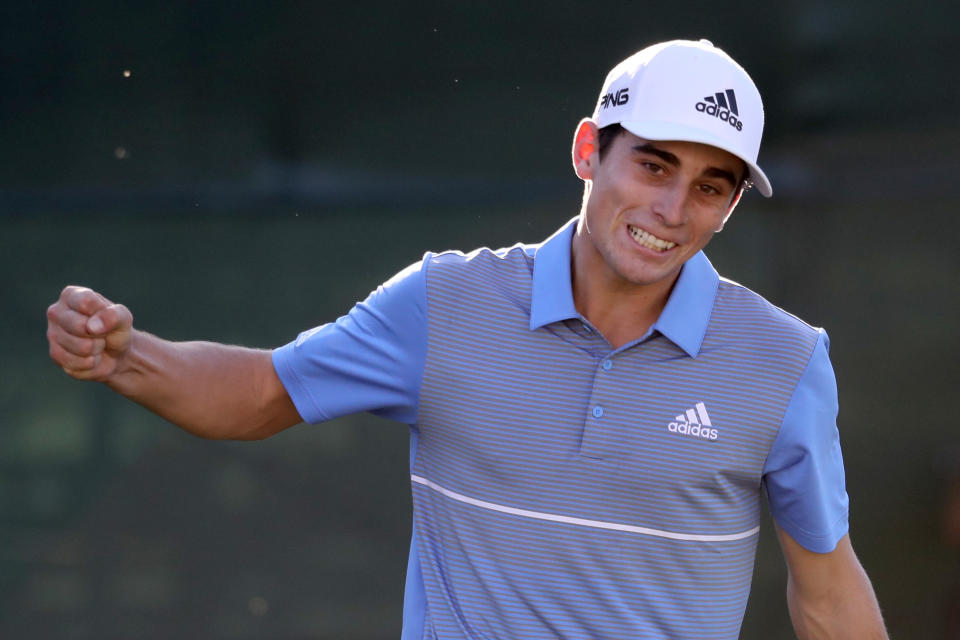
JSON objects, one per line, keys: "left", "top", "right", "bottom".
{"left": 651, "top": 183, "right": 688, "bottom": 226}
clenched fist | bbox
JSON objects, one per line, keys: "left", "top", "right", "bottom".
{"left": 46, "top": 286, "right": 134, "bottom": 382}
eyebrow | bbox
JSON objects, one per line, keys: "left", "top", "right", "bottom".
{"left": 633, "top": 143, "right": 679, "bottom": 167}
{"left": 632, "top": 142, "right": 739, "bottom": 189}
{"left": 703, "top": 167, "right": 739, "bottom": 189}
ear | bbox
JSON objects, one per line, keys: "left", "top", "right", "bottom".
{"left": 716, "top": 184, "right": 745, "bottom": 231}
{"left": 571, "top": 118, "right": 599, "bottom": 181}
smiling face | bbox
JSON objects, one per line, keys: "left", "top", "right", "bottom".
{"left": 571, "top": 121, "right": 745, "bottom": 298}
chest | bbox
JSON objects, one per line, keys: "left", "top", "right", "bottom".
{"left": 416, "top": 320, "right": 787, "bottom": 528}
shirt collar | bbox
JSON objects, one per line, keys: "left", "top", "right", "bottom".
{"left": 529, "top": 217, "right": 580, "bottom": 330}
{"left": 652, "top": 250, "right": 718, "bottom": 357}
{"left": 529, "top": 217, "right": 719, "bottom": 358}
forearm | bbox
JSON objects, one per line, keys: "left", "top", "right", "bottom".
{"left": 107, "top": 330, "right": 296, "bottom": 440}
{"left": 784, "top": 541, "right": 888, "bottom": 640}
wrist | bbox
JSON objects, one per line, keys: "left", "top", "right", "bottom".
{"left": 104, "top": 329, "right": 149, "bottom": 394}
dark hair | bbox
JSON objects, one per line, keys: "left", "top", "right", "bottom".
{"left": 596, "top": 122, "right": 750, "bottom": 191}
{"left": 597, "top": 123, "right": 625, "bottom": 161}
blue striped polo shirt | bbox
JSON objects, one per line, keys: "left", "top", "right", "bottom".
{"left": 273, "top": 217, "right": 849, "bottom": 639}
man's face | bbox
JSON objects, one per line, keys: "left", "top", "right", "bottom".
{"left": 573, "top": 125, "right": 745, "bottom": 293}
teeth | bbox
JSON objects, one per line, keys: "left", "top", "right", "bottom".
{"left": 628, "top": 225, "right": 676, "bottom": 252}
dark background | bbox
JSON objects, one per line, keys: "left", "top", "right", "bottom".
{"left": 2, "top": 2, "right": 958, "bottom": 638}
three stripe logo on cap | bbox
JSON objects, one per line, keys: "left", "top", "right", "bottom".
{"left": 701, "top": 89, "right": 739, "bottom": 116}
{"left": 695, "top": 89, "right": 744, "bottom": 132}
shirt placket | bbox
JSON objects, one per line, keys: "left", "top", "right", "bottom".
{"left": 579, "top": 350, "right": 621, "bottom": 459}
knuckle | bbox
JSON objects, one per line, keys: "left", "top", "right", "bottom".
{"left": 104, "top": 304, "right": 128, "bottom": 328}
{"left": 62, "top": 366, "right": 83, "bottom": 380}
{"left": 72, "top": 368, "right": 96, "bottom": 381}
{"left": 49, "top": 342, "right": 69, "bottom": 366}
{"left": 69, "top": 311, "right": 91, "bottom": 335}
{"left": 66, "top": 287, "right": 100, "bottom": 313}
{"left": 116, "top": 304, "right": 133, "bottom": 324}
{"left": 77, "top": 340, "right": 93, "bottom": 357}
{"left": 48, "top": 327, "right": 64, "bottom": 348}
{"left": 56, "top": 311, "right": 76, "bottom": 335}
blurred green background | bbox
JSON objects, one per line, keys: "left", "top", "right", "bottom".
{"left": 2, "top": 2, "right": 959, "bottom": 638}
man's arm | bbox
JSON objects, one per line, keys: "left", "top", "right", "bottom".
{"left": 776, "top": 525, "right": 888, "bottom": 639}
{"left": 46, "top": 285, "right": 302, "bottom": 440}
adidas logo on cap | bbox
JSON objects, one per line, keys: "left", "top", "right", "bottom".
{"left": 695, "top": 89, "right": 743, "bottom": 132}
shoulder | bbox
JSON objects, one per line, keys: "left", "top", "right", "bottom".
{"left": 422, "top": 242, "right": 538, "bottom": 314}
{"left": 426, "top": 242, "right": 537, "bottom": 272}
{"left": 711, "top": 276, "right": 822, "bottom": 358}
{"left": 424, "top": 242, "right": 537, "bottom": 288}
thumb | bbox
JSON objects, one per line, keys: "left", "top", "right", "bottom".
{"left": 86, "top": 314, "right": 105, "bottom": 334}
{"left": 86, "top": 303, "right": 133, "bottom": 336}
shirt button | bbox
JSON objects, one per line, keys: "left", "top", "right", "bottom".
{"left": 602, "top": 359, "right": 613, "bottom": 371}
{"left": 582, "top": 324, "right": 592, "bottom": 333}
{"left": 592, "top": 406, "right": 604, "bottom": 418}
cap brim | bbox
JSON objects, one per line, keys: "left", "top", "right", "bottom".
{"left": 619, "top": 120, "right": 772, "bottom": 197}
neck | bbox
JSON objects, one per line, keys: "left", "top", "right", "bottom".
{"left": 570, "top": 230, "right": 679, "bottom": 350}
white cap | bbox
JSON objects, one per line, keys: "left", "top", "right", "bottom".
{"left": 593, "top": 39, "right": 772, "bottom": 197}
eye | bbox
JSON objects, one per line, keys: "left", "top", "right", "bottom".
{"left": 697, "top": 183, "right": 723, "bottom": 196}
{"left": 642, "top": 162, "right": 665, "bottom": 175}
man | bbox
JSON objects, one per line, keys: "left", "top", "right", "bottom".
{"left": 46, "top": 40, "right": 887, "bottom": 638}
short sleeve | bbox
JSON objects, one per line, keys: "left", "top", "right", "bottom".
{"left": 762, "top": 329, "right": 849, "bottom": 553}
{"left": 271, "top": 256, "right": 430, "bottom": 425}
